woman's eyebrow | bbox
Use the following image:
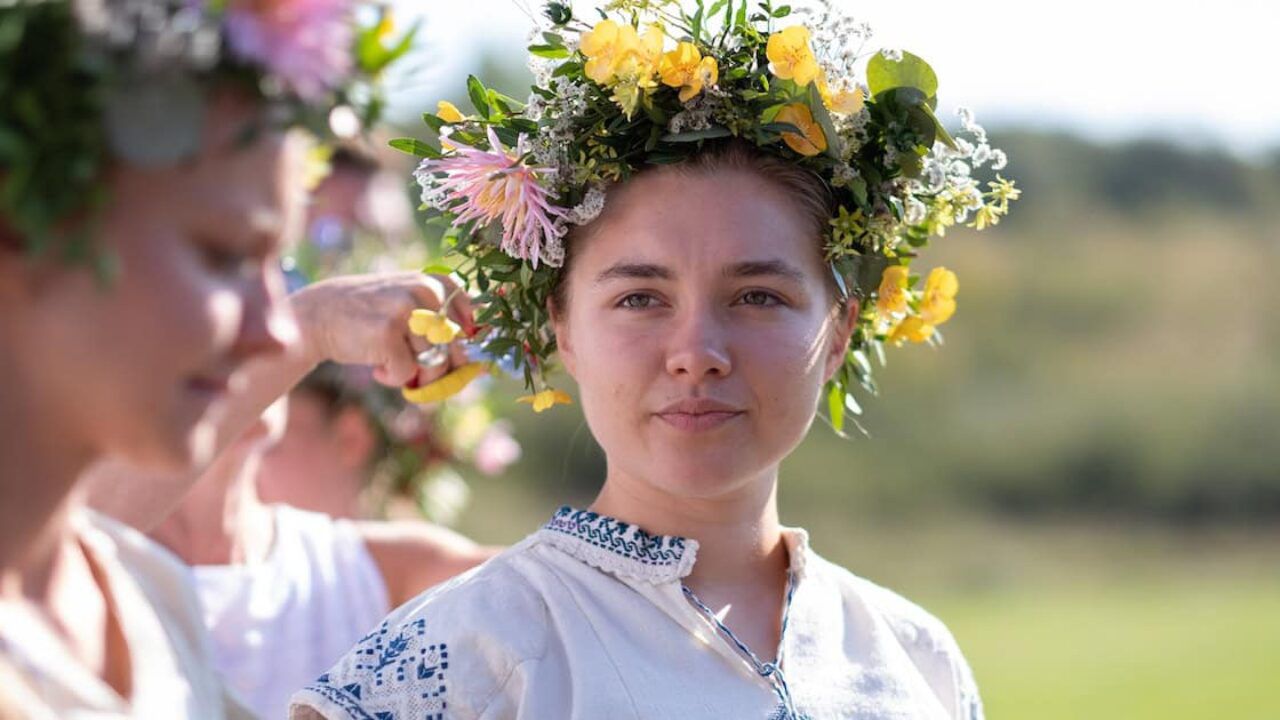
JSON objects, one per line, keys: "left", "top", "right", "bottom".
{"left": 594, "top": 262, "right": 673, "bottom": 284}
{"left": 725, "top": 259, "right": 806, "bottom": 282}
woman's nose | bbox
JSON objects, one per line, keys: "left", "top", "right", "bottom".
{"left": 664, "top": 306, "right": 732, "bottom": 380}
{"left": 232, "top": 267, "right": 297, "bottom": 361}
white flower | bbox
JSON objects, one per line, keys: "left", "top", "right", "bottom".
{"left": 905, "top": 197, "right": 927, "bottom": 225}
{"left": 566, "top": 186, "right": 607, "bottom": 226}
{"left": 880, "top": 48, "right": 903, "bottom": 62}
{"left": 831, "top": 164, "right": 861, "bottom": 188}
{"left": 990, "top": 149, "right": 1009, "bottom": 171}
{"left": 971, "top": 143, "right": 993, "bottom": 167}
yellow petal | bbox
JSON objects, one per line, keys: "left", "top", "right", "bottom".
{"left": 436, "top": 101, "right": 464, "bottom": 124}
{"left": 775, "top": 103, "right": 827, "bottom": 157}
{"left": 888, "top": 316, "right": 934, "bottom": 345}
{"left": 659, "top": 42, "right": 700, "bottom": 89}
{"left": 517, "top": 389, "right": 573, "bottom": 413}
{"left": 580, "top": 19, "right": 620, "bottom": 57}
{"left": 876, "top": 265, "right": 910, "bottom": 317}
{"left": 402, "top": 363, "right": 488, "bottom": 404}
{"left": 408, "top": 309, "right": 461, "bottom": 344}
{"left": 828, "top": 86, "right": 865, "bottom": 115}
{"left": 766, "top": 26, "right": 819, "bottom": 86}
{"left": 920, "top": 268, "right": 959, "bottom": 326}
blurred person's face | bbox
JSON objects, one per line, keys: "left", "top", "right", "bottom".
{"left": 553, "top": 167, "right": 854, "bottom": 502}
{"left": 0, "top": 90, "right": 305, "bottom": 472}
{"left": 256, "top": 389, "right": 375, "bottom": 518}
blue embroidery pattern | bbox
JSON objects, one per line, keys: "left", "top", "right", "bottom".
{"left": 543, "top": 506, "right": 689, "bottom": 568}
{"left": 305, "top": 618, "right": 449, "bottom": 720}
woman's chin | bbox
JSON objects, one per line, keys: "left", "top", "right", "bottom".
{"left": 643, "top": 453, "right": 764, "bottom": 500}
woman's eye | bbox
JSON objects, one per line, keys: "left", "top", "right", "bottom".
{"left": 200, "top": 244, "right": 256, "bottom": 278}
{"left": 738, "top": 290, "right": 783, "bottom": 307}
{"left": 618, "top": 293, "right": 657, "bottom": 309}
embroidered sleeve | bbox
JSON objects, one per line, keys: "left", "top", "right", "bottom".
{"left": 289, "top": 565, "right": 548, "bottom": 720}
{"left": 292, "top": 618, "right": 452, "bottom": 720}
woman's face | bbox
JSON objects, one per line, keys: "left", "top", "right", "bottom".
{"left": 554, "top": 167, "right": 854, "bottom": 501}
{"left": 0, "top": 91, "right": 305, "bottom": 471}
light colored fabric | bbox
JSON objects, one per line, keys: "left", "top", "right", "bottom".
{"left": 292, "top": 506, "right": 984, "bottom": 720}
{"left": 0, "top": 509, "right": 244, "bottom": 719}
{"left": 194, "top": 504, "right": 391, "bottom": 720}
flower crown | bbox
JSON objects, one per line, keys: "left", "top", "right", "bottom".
{"left": 399, "top": 0, "right": 1019, "bottom": 434}
{"left": 0, "top": 0, "right": 415, "bottom": 274}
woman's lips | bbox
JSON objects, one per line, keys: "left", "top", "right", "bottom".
{"left": 656, "top": 410, "right": 744, "bottom": 432}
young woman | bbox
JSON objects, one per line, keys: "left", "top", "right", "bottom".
{"left": 292, "top": 4, "right": 1016, "bottom": 718}
{"left": 139, "top": 382, "right": 498, "bottom": 720}
{"left": 0, "top": 2, "right": 472, "bottom": 715}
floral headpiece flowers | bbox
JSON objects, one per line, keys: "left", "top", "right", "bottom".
{"left": 398, "top": 0, "right": 1019, "bottom": 434}
{"left": 0, "top": 0, "right": 415, "bottom": 271}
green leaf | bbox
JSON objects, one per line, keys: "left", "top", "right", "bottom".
{"left": 867, "top": 50, "right": 938, "bottom": 99}
{"left": 421, "top": 112, "right": 446, "bottom": 133}
{"left": 466, "top": 75, "right": 491, "bottom": 120}
{"left": 420, "top": 263, "right": 454, "bottom": 275}
{"left": 827, "top": 383, "right": 846, "bottom": 434}
{"left": 660, "top": 126, "right": 733, "bottom": 142}
{"left": 806, "top": 83, "right": 844, "bottom": 160}
{"left": 920, "top": 102, "right": 958, "bottom": 150}
{"left": 759, "top": 121, "right": 804, "bottom": 136}
{"left": 528, "top": 44, "right": 570, "bottom": 59}
{"left": 388, "top": 137, "right": 440, "bottom": 158}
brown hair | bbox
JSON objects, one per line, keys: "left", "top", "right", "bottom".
{"left": 550, "top": 140, "right": 841, "bottom": 311}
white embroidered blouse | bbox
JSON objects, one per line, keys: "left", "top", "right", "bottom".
{"left": 291, "top": 507, "right": 983, "bottom": 720}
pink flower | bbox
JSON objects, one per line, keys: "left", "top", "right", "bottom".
{"left": 473, "top": 426, "right": 521, "bottom": 476}
{"left": 224, "top": 0, "right": 354, "bottom": 101}
{"left": 414, "top": 128, "right": 569, "bottom": 268}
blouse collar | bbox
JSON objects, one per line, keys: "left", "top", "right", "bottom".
{"left": 536, "top": 506, "right": 810, "bottom": 585}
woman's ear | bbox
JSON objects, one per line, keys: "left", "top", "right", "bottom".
{"left": 822, "top": 298, "right": 859, "bottom": 384}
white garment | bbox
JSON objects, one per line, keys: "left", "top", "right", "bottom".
{"left": 194, "top": 505, "right": 391, "bottom": 720}
{"left": 0, "top": 510, "right": 248, "bottom": 719}
{"left": 292, "top": 506, "right": 983, "bottom": 720}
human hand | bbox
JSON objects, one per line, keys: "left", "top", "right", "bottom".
{"left": 290, "top": 272, "right": 475, "bottom": 388}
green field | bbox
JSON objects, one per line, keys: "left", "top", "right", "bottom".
{"left": 940, "top": 576, "right": 1280, "bottom": 720}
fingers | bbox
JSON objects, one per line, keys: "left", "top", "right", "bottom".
{"left": 407, "top": 273, "right": 476, "bottom": 335}
{"left": 373, "top": 325, "right": 421, "bottom": 387}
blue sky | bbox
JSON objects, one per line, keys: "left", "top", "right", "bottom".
{"left": 387, "top": 0, "right": 1280, "bottom": 154}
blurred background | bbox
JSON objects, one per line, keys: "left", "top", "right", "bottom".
{"left": 321, "top": 2, "right": 1280, "bottom": 718}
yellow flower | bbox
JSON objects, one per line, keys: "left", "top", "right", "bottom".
{"left": 402, "top": 363, "right": 488, "bottom": 404}
{"left": 919, "top": 267, "right": 958, "bottom": 326}
{"left": 888, "top": 316, "right": 934, "bottom": 345}
{"left": 766, "top": 26, "right": 820, "bottom": 87}
{"left": 774, "top": 103, "right": 827, "bottom": 157}
{"left": 517, "top": 388, "right": 573, "bottom": 413}
{"left": 375, "top": 9, "right": 395, "bottom": 42}
{"left": 876, "top": 265, "right": 910, "bottom": 318}
{"left": 634, "top": 25, "right": 664, "bottom": 71}
{"left": 582, "top": 20, "right": 660, "bottom": 86}
{"left": 408, "top": 308, "right": 461, "bottom": 344}
{"left": 817, "top": 71, "right": 866, "bottom": 115}
{"left": 436, "top": 100, "right": 464, "bottom": 124}
{"left": 991, "top": 175, "right": 1020, "bottom": 207}
{"left": 581, "top": 19, "right": 629, "bottom": 84}
{"left": 302, "top": 143, "right": 333, "bottom": 191}
{"left": 609, "top": 54, "right": 659, "bottom": 119}
{"left": 969, "top": 204, "right": 1002, "bottom": 231}
{"left": 659, "top": 43, "right": 718, "bottom": 102}
{"left": 828, "top": 205, "right": 865, "bottom": 254}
